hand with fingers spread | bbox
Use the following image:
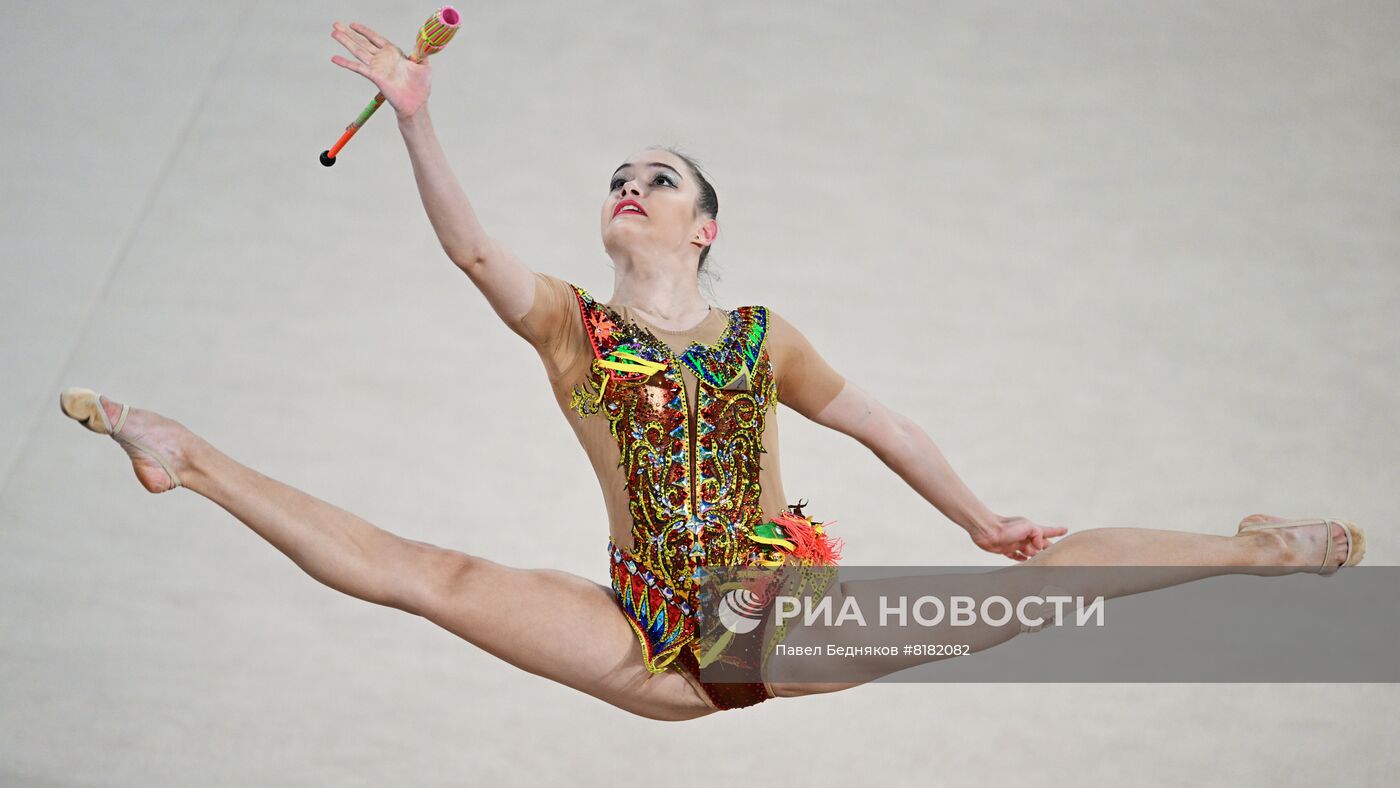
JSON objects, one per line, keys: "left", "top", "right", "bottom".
{"left": 971, "top": 514, "right": 1069, "bottom": 561}
{"left": 330, "top": 21, "right": 431, "bottom": 121}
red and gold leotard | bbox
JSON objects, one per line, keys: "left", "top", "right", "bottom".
{"left": 505, "top": 272, "right": 846, "bottom": 708}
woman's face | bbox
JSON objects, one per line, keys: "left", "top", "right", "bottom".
{"left": 600, "top": 148, "right": 715, "bottom": 261}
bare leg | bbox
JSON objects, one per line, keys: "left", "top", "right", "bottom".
{"left": 769, "top": 519, "right": 1352, "bottom": 697}
{"left": 67, "top": 395, "right": 713, "bottom": 721}
{"left": 1022, "top": 522, "right": 1347, "bottom": 570}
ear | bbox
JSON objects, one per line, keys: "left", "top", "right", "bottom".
{"left": 692, "top": 219, "right": 718, "bottom": 248}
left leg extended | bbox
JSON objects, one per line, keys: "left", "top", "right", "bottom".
{"left": 768, "top": 518, "right": 1352, "bottom": 697}
{"left": 59, "top": 390, "right": 715, "bottom": 721}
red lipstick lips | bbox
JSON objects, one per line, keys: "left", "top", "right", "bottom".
{"left": 613, "top": 199, "right": 647, "bottom": 219}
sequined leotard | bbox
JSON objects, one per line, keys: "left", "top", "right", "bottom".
{"left": 505, "top": 272, "right": 846, "bottom": 709}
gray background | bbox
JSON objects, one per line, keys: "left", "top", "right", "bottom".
{"left": 2, "top": 0, "right": 1396, "bottom": 785}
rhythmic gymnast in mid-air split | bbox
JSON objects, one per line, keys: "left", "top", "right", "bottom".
{"left": 59, "top": 17, "right": 1365, "bottom": 720}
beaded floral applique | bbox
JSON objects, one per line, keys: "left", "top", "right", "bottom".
{"left": 566, "top": 284, "right": 779, "bottom": 672}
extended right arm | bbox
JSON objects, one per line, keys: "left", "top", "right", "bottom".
{"left": 396, "top": 107, "right": 536, "bottom": 326}
{"left": 329, "top": 19, "right": 535, "bottom": 327}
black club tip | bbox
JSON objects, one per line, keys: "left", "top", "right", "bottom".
{"left": 319, "top": 150, "right": 336, "bottom": 167}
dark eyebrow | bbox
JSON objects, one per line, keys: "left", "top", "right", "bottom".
{"left": 611, "top": 162, "right": 684, "bottom": 180}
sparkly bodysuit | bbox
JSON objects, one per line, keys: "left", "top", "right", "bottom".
{"left": 505, "top": 272, "right": 847, "bottom": 709}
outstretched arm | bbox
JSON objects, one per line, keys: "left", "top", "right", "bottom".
{"left": 811, "top": 382, "right": 1065, "bottom": 559}
{"left": 768, "top": 311, "right": 1066, "bottom": 560}
{"left": 330, "top": 21, "right": 534, "bottom": 328}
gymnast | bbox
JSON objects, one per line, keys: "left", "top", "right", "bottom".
{"left": 58, "top": 19, "right": 1364, "bottom": 720}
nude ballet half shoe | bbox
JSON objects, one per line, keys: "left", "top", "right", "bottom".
{"left": 59, "top": 387, "right": 183, "bottom": 490}
{"left": 1237, "top": 516, "right": 1366, "bottom": 575}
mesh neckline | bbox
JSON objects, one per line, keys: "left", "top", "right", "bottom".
{"left": 618, "top": 304, "right": 720, "bottom": 336}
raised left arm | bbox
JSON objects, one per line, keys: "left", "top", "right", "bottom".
{"left": 807, "top": 383, "right": 1065, "bottom": 560}
{"left": 805, "top": 381, "right": 1000, "bottom": 536}
{"left": 768, "top": 309, "right": 1064, "bottom": 559}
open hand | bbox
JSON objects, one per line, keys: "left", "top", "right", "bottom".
{"left": 330, "top": 21, "right": 431, "bottom": 120}
{"left": 971, "top": 514, "right": 1069, "bottom": 561}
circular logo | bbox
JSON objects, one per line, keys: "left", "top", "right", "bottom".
{"left": 717, "top": 586, "right": 770, "bottom": 634}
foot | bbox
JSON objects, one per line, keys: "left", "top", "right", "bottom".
{"left": 90, "top": 395, "right": 199, "bottom": 494}
{"left": 1237, "top": 513, "right": 1352, "bottom": 572}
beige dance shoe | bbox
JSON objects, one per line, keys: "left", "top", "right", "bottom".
{"left": 1236, "top": 514, "right": 1366, "bottom": 575}
{"left": 59, "top": 387, "right": 183, "bottom": 491}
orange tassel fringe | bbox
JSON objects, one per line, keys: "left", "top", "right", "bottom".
{"left": 771, "top": 510, "right": 844, "bottom": 566}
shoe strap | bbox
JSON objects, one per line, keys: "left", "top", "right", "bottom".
{"left": 113, "top": 403, "right": 130, "bottom": 436}
{"left": 1325, "top": 520, "right": 1354, "bottom": 573}
{"left": 141, "top": 438, "right": 182, "bottom": 488}
{"left": 115, "top": 433, "right": 183, "bottom": 490}
{"left": 1320, "top": 520, "right": 1333, "bottom": 571}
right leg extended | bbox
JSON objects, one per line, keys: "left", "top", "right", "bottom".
{"left": 769, "top": 518, "right": 1358, "bottom": 695}
{"left": 61, "top": 392, "right": 713, "bottom": 721}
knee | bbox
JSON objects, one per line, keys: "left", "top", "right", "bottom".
{"left": 1020, "top": 531, "right": 1086, "bottom": 565}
